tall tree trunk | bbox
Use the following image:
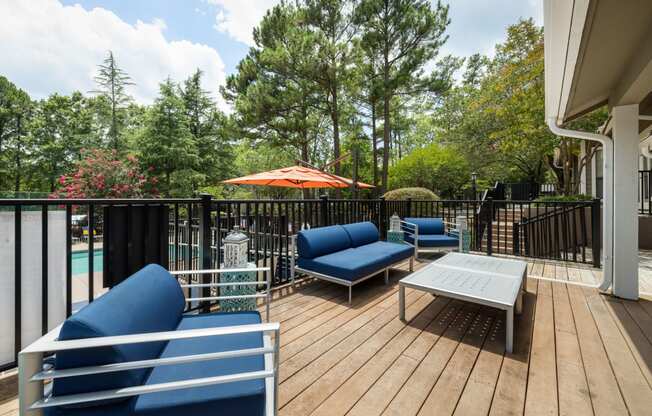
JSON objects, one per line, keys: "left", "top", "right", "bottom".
{"left": 301, "top": 140, "right": 311, "bottom": 200}
{"left": 351, "top": 144, "right": 359, "bottom": 199}
{"left": 371, "top": 98, "right": 379, "bottom": 193}
{"left": 332, "top": 86, "right": 341, "bottom": 199}
{"left": 382, "top": 49, "right": 390, "bottom": 195}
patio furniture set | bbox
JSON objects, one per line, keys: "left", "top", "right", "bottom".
{"left": 19, "top": 217, "right": 525, "bottom": 415}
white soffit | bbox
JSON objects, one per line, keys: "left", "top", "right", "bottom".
{"left": 545, "top": 0, "right": 652, "bottom": 124}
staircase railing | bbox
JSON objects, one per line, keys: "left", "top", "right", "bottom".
{"left": 515, "top": 199, "right": 600, "bottom": 266}
{"left": 474, "top": 182, "right": 504, "bottom": 252}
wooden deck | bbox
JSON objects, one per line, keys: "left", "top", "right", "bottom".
{"left": 2, "top": 257, "right": 652, "bottom": 416}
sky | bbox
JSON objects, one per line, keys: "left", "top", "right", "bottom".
{"left": 0, "top": 0, "right": 542, "bottom": 110}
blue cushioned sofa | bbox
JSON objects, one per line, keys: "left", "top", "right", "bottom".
{"left": 402, "top": 217, "right": 460, "bottom": 259}
{"left": 19, "top": 264, "right": 280, "bottom": 416}
{"left": 290, "top": 222, "right": 414, "bottom": 303}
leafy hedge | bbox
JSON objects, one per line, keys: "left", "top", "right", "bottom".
{"left": 533, "top": 194, "right": 593, "bottom": 203}
{"left": 383, "top": 187, "right": 439, "bottom": 201}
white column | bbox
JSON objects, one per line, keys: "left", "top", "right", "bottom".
{"left": 611, "top": 104, "right": 639, "bottom": 300}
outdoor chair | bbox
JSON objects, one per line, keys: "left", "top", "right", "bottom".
{"left": 290, "top": 221, "right": 414, "bottom": 303}
{"left": 402, "top": 217, "right": 460, "bottom": 259}
{"left": 18, "top": 264, "right": 280, "bottom": 416}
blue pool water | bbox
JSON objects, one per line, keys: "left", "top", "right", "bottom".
{"left": 71, "top": 245, "right": 195, "bottom": 275}
{"left": 71, "top": 249, "right": 103, "bottom": 275}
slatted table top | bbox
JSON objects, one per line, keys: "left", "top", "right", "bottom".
{"left": 400, "top": 253, "right": 527, "bottom": 309}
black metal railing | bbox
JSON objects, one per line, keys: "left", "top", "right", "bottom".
{"left": 0, "top": 195, "right": 600, "bottom": 371}
{"left": 515, "top": 200, "right": 600, "bottom": 266}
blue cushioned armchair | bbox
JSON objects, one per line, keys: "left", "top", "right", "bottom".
{"left": 19, "top": 264, "right": 280, "bottom": 416}
{"left": 402, "top": 217, "right": 461, "bottom": 259}
{"left": 290, "top": 222, "right": 414, "bottom": 303}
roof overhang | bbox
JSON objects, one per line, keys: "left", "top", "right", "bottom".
{"left": 544, "top": 0, "right": 652, "bottom": 134}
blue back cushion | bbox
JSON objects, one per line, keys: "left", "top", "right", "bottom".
{"left": 54, "top": 264, "right": 186, "bottom": 403}
{"left": 297, "top": 225, "right": 351, "bottom": 259}
{"left": 404, "top": 217, "right": 445, "bottom": 235}
{"left": 341, "top": 222, "right": 379, "bottom": 247}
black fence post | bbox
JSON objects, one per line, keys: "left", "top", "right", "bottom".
{"left": 320, "top": 194, "right": 329, "bottom": 226}
{"left": 513, "top": 222, "right": 520, "bottom": 255}
{"left": 406, "top": 197, "right": 413, "bottom": 217}
{"left": 591, "top": 198, "right": 601, "bottom": 268}
{"left": 199, "top": 194, "right": 213, "bottom": 313}
{"left": 379, "top": 196, "right": 387, "bottom": 239}
{"left": 487, "top": 197, "right": 493, "bottom": 256}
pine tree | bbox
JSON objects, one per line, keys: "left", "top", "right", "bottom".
{"left": 181, "top": 69, "right": 234, "bottom": 184}
{"left": 92, "top": 51, "right": 134, "bottom": 151}
{"left": 136, "top": 78, "right": 200, "bottom": 196}
{"left": 354, "top": 0, "right": 450, "bottom": 194}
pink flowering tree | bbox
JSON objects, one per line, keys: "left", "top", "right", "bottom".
{"left": 51, "top": 149, "right": 159, "bottom": 198}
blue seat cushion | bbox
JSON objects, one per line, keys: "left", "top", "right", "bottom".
{"left": 298, "top": 241, "right": 413, "bottom": 282}
{"left": 299, "top": 248, "right": 385, "bottom": 281}
{"left": 132, "top": 311, "right": 266, "bottom": 416}
{"left": 341, "top": 222, "right": 379, "bottom": 247}
{"left": 53, "top": 264, "right": 185, "bottom": 403}
{"left": 354, "top": 241, "right": 414, "bottom": 264}
{"left": 405, "top": 234, "right": 459, "bottom": 247}
{"left": 403, "top": 218, "right": 445, "bottom": 235}
{"left": 297, "top": 225, "right": 351, "bottom": 259}
{"left": 45, "top": 311, "right": 267, "bottom": 416}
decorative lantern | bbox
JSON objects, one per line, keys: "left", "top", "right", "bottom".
{"left": 456, "top": 216, "right": 471, "bottom": 253}
{"left": 221, "top": 226, "right": 255, "bottom": 312}
{"left": 387, "top": 213, "right": 405, "bottom": 245}
{"left": 390, "top": 213, "right": 401, "bottom": 232}
{"left": 224, "top": 225, "right": 249, "bottom": 268}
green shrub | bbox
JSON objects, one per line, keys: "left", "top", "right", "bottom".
{"left": 388, "top": 143, "right": 469, "bottom": 198}
{"left": 383, "top": 187, "right": 439, "bottom": 201}
{"left": 534, "top": 194, "right": 593, "bottom": 203}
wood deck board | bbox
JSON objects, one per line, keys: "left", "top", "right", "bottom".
{"left": 4, "top": 260, "right": 652, "bottom": 416}
{"left": 524, "top": 280, "right": 558, "bottom": 416}
{"left": 582, "top": 287, "right": 652, "bottom": 415}
{"left": 551, "top": 282, "right": 593, "bottom": 416}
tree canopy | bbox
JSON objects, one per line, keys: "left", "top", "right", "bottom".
{"left": 0, "top": 8, "right": 605, "bottom": 200}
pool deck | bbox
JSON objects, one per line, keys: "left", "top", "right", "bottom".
{"left": 2, "top": 256, "right": 652, "bottom": 415}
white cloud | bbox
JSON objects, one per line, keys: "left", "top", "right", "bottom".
{"left": 0, "top": 0, "right": 228, "bottom": 109}
{"left": 208, "top": 0, "right": 280, "bottom": 46}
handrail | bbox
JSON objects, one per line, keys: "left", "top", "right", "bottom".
{"left": 519, "top": 202, "right": 592, "bottom": 225}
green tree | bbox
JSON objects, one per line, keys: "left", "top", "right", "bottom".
{"left": 135, "top": 78, "right": 200, "bottom": 196}
{"left": 0, "top": 76, "right": 32, "bottom": 191}
{"left": 222, "top": 3, "right": 325, "bottom": 197}
{"left": 354, "top": 0, "right": 450, "bottom": 194}
{"left": 92, "top": 51, "right": 134, "bottom": 151}
{"left": 432, "top": 19, "right": 557, "bottom": 188}
{"left": 302, "top": 0, "right": 358, "bottom": 195}
{"left": 389, "top": 142, "right": 469, "bottom": 198}
{"left": 30, "top": 92, "right": 96, "bottom": 191}
{"left": 180, "top": 70, "right": 234, "bottom": 184}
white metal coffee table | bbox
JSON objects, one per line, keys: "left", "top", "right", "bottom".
{"left": 398, "top": 253, "right": 527, "bottom": 353}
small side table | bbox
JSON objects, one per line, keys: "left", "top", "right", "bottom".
{"left": 220, "top": 262, "right": 257, "bottom": 312}
{"left": 387, "top": 230, "right": 405, "bottom": 244}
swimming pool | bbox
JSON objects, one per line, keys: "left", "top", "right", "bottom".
{"left": 71, "top": 245, "right": 195, "bottom": 275}
{"left": 71, "top": 249, "right": 103, "bottom": 275}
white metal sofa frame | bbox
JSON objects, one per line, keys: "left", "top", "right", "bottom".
{"left": 289, "top": 235, "right": 414, "bottom": 304}
{"left": 19, "top": 267, "right": 280, "bottom": 416}
{"left": 401, "top": 219, "right": 464, "bottom": 260}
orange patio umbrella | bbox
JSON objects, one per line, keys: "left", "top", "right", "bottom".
{"left": 222, "top": 165, "right": 374, "bottom": 189}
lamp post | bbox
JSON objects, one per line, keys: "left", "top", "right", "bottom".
{"left": 471, "top": 172, "right": 478, "bottom": 200}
